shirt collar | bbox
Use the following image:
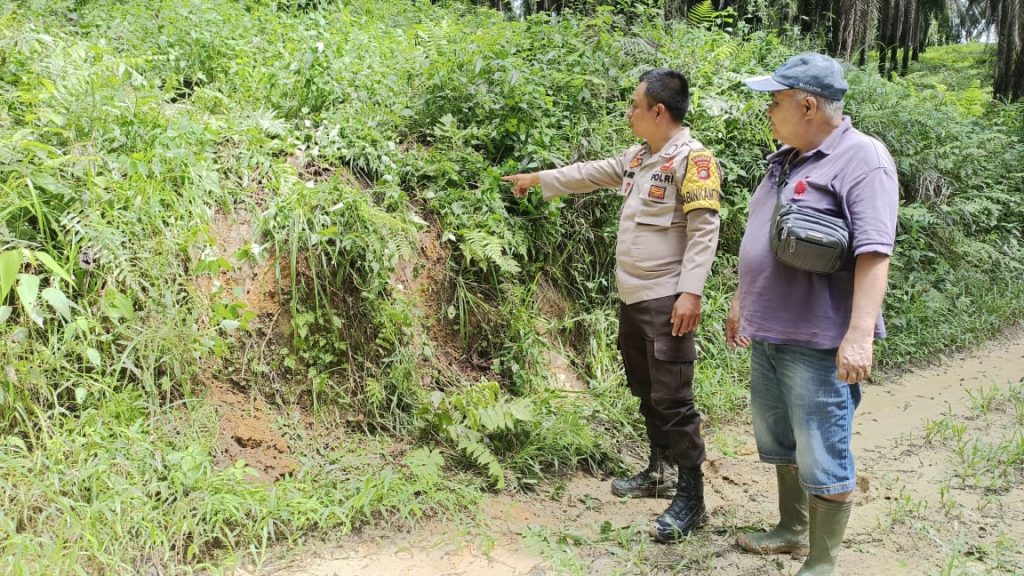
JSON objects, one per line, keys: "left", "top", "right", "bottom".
{"left": 766, "top": 116, "right": 853, "bottom": 163}
{"left": 816, "top": 116, "right": 853, "bottom": 156}
{"left": 658, "top": 127, "right": 692, "bottom": 157}
{"left": 643, "top": 127, "right": 692, "bottom": 158}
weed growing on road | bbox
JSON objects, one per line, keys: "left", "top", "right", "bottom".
{"left": 925, "top": 405, "right": 968, "bottom": 444}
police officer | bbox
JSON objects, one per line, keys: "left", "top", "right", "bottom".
{"left": 503, "top": 68, "right": 722, "bottom": 543}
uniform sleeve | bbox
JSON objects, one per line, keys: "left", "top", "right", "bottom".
{"left": 675, "top": 149, "right": 722, "bottom": 296}
{"left": 678, "top": 149, "right": 722, "bottom": 214}
{"left": 845, "top": 166, "right": 899, "bottom": 256}
{"left": 677, "top": 209, "right": 721, "bottom": 296}
{"left": 538, "top": 152, "right": 626, "bottom": 201}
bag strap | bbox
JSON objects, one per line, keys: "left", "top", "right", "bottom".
{"left": 771, "top": 149, "right": 849, "bottom": 226}
{"left": 773, "top": 148, "right": 802, "bottom": 208}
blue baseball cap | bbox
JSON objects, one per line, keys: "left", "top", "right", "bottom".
{"left": 745, "top": 52, "right": 849, "bottom": 101}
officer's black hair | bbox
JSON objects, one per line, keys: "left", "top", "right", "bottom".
{"left": 639, "top": 68, "right": 690, "bottom": 124}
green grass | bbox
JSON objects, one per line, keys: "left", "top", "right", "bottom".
{"left": 908, "top": 43, "right": 996, "bottom": 92}
{"left": 1, "top": 0, "right": 1023, "bottom": 573}
{"left": 885, "top": 379, "right": 1024, "bottom": 575}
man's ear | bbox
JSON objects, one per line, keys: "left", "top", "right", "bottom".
{"left": 802, "top": 95, "right": 817, "bottom": 117}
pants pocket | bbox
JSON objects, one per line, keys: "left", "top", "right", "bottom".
{"left": 651, "top": 336, "right": 697, "bottom": 396}
{"left": 652, "top": 335, "right": 697, "bottom": 363}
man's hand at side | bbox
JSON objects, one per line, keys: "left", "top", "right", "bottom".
{"left": 670, "top": 292, "right": 701, "bottom": 336}
{"left": 836, "top": 333, "right": 873, "bottom": 384}
{"left": 725, "top": 295, "right": 751, "bottom": 349}
{"left": 836, "top": 252, "right": 890, "bottom": 384}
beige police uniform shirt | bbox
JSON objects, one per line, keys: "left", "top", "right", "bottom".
{"left": 538, "top": 128, "right": 721, "bottom": 305}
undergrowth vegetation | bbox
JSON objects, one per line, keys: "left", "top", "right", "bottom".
{"left": 1, "top": 0, "right": 1022, "bottom": 572}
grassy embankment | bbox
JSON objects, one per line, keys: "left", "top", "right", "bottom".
{"left": 1, "top": 0, "right": 1022, "bottom": 573}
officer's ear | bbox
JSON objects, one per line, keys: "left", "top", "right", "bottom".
{"left": 654, "top": 103, "right": 666, "bottom": 120}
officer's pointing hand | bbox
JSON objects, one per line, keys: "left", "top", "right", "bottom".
{"left": 501, "top": 172, "right": 540, "bottom": 198}
{"left": 670, "top": 293, "right": 701, "bottom": 336}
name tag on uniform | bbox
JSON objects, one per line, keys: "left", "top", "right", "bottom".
{"left": 642, "top": 181, "right": 676, "bottom": 203}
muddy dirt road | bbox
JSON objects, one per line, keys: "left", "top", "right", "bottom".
{"left": 246, "top": 330, "right": 1024, "bottom": 576}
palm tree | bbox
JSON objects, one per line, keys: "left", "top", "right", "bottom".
{"left": 945, "top": 0, "right": 990, "bottom": 41}
{"left": 875, "top": 0, "right": 950, "bottom": 76}
{"left": 831, "top": 0, "right": 873, "bottom": 64}
{"left": 878, "top": 0, "right": 911, "bottom": 76}
{"left": 993, "top": 0, "right": 1023, "bottom": 101}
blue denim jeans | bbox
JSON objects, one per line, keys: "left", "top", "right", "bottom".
{"left": 750, "top": 340, "right": 861, "bottom": 495}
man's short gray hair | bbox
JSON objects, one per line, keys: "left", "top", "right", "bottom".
{"left": 795, "top": 90, "right": 844, "bottom": 119}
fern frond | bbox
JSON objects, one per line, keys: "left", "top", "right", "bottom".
{"left": 687, "top": 0, "right": 715, "bottom": 27}
{"left": 459, "top": 230, "right": 522, "bottom": 275}
{"left": 452, "top": 426, "right": 505, "bottom": 489}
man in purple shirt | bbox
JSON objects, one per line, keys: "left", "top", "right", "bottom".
{"left": 726, "top": 53, "right": 899, "bottom": 576}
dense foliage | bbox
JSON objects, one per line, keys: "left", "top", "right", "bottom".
{"left": 1, "top": 0, "right": 1022, "bottom": 573}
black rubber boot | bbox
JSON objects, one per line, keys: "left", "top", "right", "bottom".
{"left": 611, "top": 446, "right": 678, "bottom": 498}
{"left": 650, "top": 467, "right": 707, "bottom": 543}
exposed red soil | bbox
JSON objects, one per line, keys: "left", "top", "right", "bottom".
{"left": 207, "top": 380, "right": 298, "bottom": 483}
{"left": 198, "top": 206, "right": 296, "bottom": 483}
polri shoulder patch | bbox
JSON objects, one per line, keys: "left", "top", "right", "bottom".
{"left": 681, "top": 150, "right": 722, "bottom": 213}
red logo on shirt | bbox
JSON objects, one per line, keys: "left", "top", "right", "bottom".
{"left": 629, "top": 153, "right": 643, "bottom": 169}
{"left": 659, "top": 158, "right": 675, "bottom": 172}
{"left": 794, "top": 179, "right": 808, "bottom": 199}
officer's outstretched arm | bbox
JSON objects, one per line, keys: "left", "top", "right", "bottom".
{"left": 504, "top": 153, "right": 627, "bottom": 201}
{"left": 535, "top": 157, "right": 624, "bottom": 200}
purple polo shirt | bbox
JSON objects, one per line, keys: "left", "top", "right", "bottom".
{"left": 738, "top": 117, "right": 899, "bottom": 349}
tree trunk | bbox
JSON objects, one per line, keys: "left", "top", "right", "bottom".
{"left": 915, "top": 16, "right": 931, "bottom": 60}
{"left": 993, "top": 0, "right": 1024, "bottom": 101}
{"left": 877, "top": 0, "right": 892, "bottom": 75}
{"left": 900, "top": 0, "right": 919, "bottom": 76}
{"left": 832, "top": 0, "right": 871, "bottom": 60}
{"left": 798, "top": 0, "right": 813, "bottom": 34}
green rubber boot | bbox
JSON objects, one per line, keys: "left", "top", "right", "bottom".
{"left": 795, "top": 495, "right": 853, "bottom": 576}
{"left": 736, "top": 465, "right": 809, "bottom": 556}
